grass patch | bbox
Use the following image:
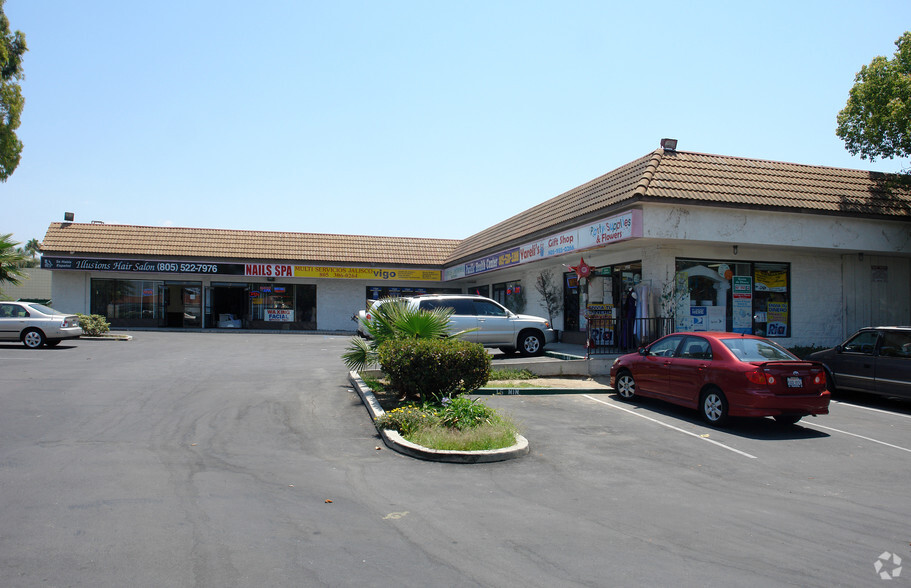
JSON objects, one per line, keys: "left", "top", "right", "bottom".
{"left": 407, "top": 419, "right": 519, "bottom": 451}
{"left": 373, "top": 395, "right": 521, "bottom": 451}
{"left": 489, "top": 368, "right": 537, "bottom": 381}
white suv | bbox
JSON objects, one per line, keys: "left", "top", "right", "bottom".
{"left": 358, "top": 294, "right": 556, "bottom": 356}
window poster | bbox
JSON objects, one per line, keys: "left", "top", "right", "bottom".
{"left": 766, "top": 302, "right": 789, "bottom": 337}
{"left": 754, "top": 270, "right": 788, "bottom": 292}
{"left": 732, "top": 276, "right": 752, "bottom": 334}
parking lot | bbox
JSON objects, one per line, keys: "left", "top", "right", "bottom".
{"left": 1, "top": 333, "right": 909, "bottom": 587}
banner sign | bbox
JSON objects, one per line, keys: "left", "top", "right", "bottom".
{"left": 43, "top": 257, "right": 245, "bottom": 275}
{"left": 464, "top": 248, "right": 520, "bottom": 277}
{"left": 454, "top": 209, "right": 643, "bottom": 278}
{"left": 42, "top": 257, "right": 440, "bottom": 281}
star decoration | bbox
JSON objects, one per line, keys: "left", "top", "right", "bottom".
{"left": 569, "top": 257, "right": 592, "bottom": 279}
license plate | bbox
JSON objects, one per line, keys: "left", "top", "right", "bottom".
{"left": 787, "top": 376, "right": 803, "bottom": 388}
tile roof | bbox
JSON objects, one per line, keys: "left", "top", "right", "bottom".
{"left": 41, "top": 223, "right": 460, "bottom": 266}
{"left": 40, "top": 148, "right": 911, "bottom": 269}
{"left": 446, "top": 148, "right": 911, "bottom": 263}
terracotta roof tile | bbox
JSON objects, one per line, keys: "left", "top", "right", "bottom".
{"left": 447, "top": 149, "right": 911, "bottom": 263}
{"left": 40, "top": 149, "right": 911, "bottom": 269}
{"left": 41, "top": 223, "right": 460, "bottom": 266}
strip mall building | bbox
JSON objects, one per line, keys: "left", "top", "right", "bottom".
{"left": 40, "top": 142, "right": 911, "bottom": 347}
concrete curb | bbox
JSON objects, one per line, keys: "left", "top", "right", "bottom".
{"left": 475, "top": 387, "right": 612, "bottom": 396}
{"left": 347, "top": 371, "right": 530, "bottom": 464}
{"left": 80, "top": 334, "right": 133, "bottom": 341}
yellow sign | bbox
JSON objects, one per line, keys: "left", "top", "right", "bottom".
{"left": 754, "top": 270, "right": 787, "bottom": 292}
{"left": 292, "top": 266, "right": 441, "bottom": 281}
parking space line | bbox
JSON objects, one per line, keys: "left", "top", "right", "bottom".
{"left": 831, "top": 400, "right": 911, "bottom": 420}
{"left": 582, "top": 394, "right": 758, "bottom": 459}
{"left": 800, "top": 422, "right": 911, "bottom": 454}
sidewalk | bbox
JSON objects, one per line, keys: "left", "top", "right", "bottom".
{"left": 489, "top": 341, "right": 621, "bottom": 377}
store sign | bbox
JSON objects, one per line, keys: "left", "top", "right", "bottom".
{"left": 456, "top": 210, "right": 643, "bottom": 278}
{"left": 42, "top": 257, "right": 245, "bottom": 275}
{"left": 265, "top": 308, "right": 294, "bottom": 322}
{"left": 464, "top": 248, "right": 520, "bottom": 277}
{"left": 291, "top": 266, "right": 441, "bottom": 281}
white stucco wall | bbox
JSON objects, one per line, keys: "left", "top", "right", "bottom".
{"left": 50, "top": 271, "right": 89, "bottom": 314}
{"left": 1, "top": 268, "right": 53, "bottom": 301}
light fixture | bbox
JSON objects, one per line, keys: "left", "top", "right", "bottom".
{"left": 64, "top": 212, "right": 74, "bottom": 222}
{"left": 660, "top": 138, "right": 678, "bottom": 151}
{"left": 733, "top": 245, "right": 738, "bottom": 255}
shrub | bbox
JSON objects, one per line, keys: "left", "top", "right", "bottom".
{"left": 376, "top": 338, "right": 491, "bottom": 402}
{"left": 787, "top": 345, "right": 829, "bottom": 359}
{"left": 375, "top": 405, "right": 439, "bottom": 437}
{"left": 489, "top": 368, "right": 537, "bottom": 381}
{"left": 438, "top": 396, "right": 496, "bottom": 429}
{"left": 76, "top": 313, "right": 110, "bottom": 336}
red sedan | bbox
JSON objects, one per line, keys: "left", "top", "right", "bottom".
{"left": 609, "top": 332, "right": 830, "bottom": 425}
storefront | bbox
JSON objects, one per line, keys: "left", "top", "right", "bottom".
{"left": 39, "top": 143, "right": 911, "bottom": 346}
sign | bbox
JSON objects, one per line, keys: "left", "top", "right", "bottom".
{"left": 755, "top": 270, "right": 787, "bottom": 292}
{"left": 766, "top": 302, "right": 789, "bottom": 337}
{"left": 732, "top": 276, "right": 753, "bottom": 334}
{"left": 464, "top": 248, "right": 521, "bottom": 277}
{"left": 42, "top": 257, "right": 245, "bottom": 275}
{"left": 265, "top": 308, "right": 294, "bottom": 322}
{"left": 457, "top": 210, "right": 643, "bottom": 279}
{"left": 292, "top": 266, "right": 441, "bottom": 281}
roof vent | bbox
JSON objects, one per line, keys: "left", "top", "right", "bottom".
{"left": 91, "top": 220, "right": 104, "bottom": 224}
{"left": 660, "top": 138, "right": 677, "bottom": 152}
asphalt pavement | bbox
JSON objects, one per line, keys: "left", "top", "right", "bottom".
{"left": 1, "top": 332, "right": 908, "bottom": 587}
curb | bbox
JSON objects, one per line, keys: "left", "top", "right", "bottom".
{"left": 80, "top": 335, "right": 133, "bottom": 341}
{"left": 347, "top": 372, "right": 529, "bottom": 464}
{"left": 476, "top": 387, "right": 612, "bottom": 396}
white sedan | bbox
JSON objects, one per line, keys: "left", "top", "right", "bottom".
{"left": 0, "top": 301, "right": 83, "bottom": 348}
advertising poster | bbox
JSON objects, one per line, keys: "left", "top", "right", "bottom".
{"left": 754, "top": 270, "right": 787, "bottom": 292}
{"left": 732, "top": 276, "right": 752, "bottom": 333}
{"left": 766, "top": 302, "right": 789, "bottom": 337}
{"left": 265, "top": 308, "right": 294, "bottom": 322}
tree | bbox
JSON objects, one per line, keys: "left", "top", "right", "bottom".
{"left": 0, "top": 233, "right": 28, "bottom": 294}
{"left": 24, "top": 237, "right": 40, "bottom": 258}
{"left": 534, "top": 270, "right": 562, "bottom": 325}
{"left": 836, "top": 32, "right": 911, "bottom": 164}
{"left": 342, "top": 298, "right": 462, "bottom": 372}
{"left": 0, "top": 0, "right": 27, "bottom": 182}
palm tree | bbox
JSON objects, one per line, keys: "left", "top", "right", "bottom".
{"left": 24, "top": 238, "right": 41, "bottom": 259}
{"left": 342, "top": 298, "right": 465, "bottom": 372}
{"left": 0, "top": 233, "right": 28, "bottom": 293}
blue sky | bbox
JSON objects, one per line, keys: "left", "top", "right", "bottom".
{"left": 4, "top": 1, "right": 910, "bottom": 248}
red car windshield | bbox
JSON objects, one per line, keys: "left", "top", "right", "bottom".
{"left": 720, "top": 337, "right": 796, "bottom": 362}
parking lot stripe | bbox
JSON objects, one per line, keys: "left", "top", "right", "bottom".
{"left": 801, "top": 422, "right": 911, "bottom": 454}
{"left": 582, "top": 395, "right": 758, "bottom": 459}
{"left": 831, "top": 400, "right": 911, "bottom": 420}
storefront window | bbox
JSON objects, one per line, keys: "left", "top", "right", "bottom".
{"left": 247, "top": 283, "right": 317, "bottom": 330}
{"left": 91, "top": 278, "right": 163, "bottom": 327}
{"left": 674, "top": 259, "right": 791, "bottom": 337}
{"left": 492, "top": 280, "right": 524, "bottom": 313}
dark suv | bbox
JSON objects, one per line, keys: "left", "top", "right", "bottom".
{"left": 808, "top": 327, "right": 911, "bottom": 399}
